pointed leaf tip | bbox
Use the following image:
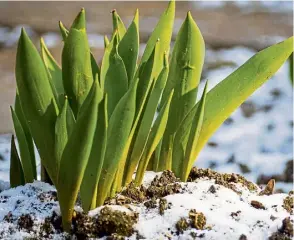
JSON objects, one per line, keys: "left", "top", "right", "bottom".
{"left": 72, "top": 8, "right": 86, "bottom": 30}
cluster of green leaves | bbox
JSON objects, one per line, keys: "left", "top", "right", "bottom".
{"left": 10, "top": 0, "right": 293, "bottom": 231}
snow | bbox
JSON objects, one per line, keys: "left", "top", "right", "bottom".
{"left": 196, "top": 46, "right": 293, "bottom": 186}
{"left": 0, "top": 173, "right": 291, "bottom": 239}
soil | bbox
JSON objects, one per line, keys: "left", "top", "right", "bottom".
{"left": 0, "top": 169, "right": 292, "bottom": 239}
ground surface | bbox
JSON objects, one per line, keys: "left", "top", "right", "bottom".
{"left": 0, "top": 170, "right": 293, "bottom": 240}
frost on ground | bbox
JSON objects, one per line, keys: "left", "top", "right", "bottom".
{"left": 0, "top": 170, "right": 293, "bottom": 240}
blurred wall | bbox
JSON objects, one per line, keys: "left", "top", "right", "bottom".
{"left": 0, "top": 1, "right": 292, "bottom": 133}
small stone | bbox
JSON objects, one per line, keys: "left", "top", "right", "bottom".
{"left": 208, "top": 185, "right": 217, "bottom": 194}
{"left": 238, "top": 163, "right": 251, "bottom": 174}
{"left": 251, "top": 200, "right": 266, "bottom": 210}
{"left": 224, "top": 117, "right": 234, "bottom": 125}
{"left": 241, "top": 101, "right": 256, "bottom": 118}
{"left": 270, "top": 88, "right": 282, "bottom": 99}
{"left": 260, "top": 104, "right": 273, "bottom": 113}
{"left": 208, "top": 161, "right": 218, "bottom": 169}
{"left": 230, "top": 210, "right": 241, "bottom": 220}
{"left": 227, "top": 154, "right": 236, "bottom": 164}
{"left": 207, "top": 142, "right": 218, "bottom": 148}
{"left": 259, "top": 179, "right": 275, "bottom": 196}
{"left": 239, "top": 234, "right": 247, "bottom": 240}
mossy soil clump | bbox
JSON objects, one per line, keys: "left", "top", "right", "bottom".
{"left": 187, "top": 167, "right": 257, "bottom": 193}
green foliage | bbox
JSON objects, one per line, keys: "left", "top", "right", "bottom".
{"left": 10, "top": 1, "right": 293, "bottom": 232}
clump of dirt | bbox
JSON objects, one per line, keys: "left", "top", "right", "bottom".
{"left": 250, "top": 200, "right": 266, "bottom": 210}
{"left": 175, "top": 209, "right": 208, "bottom": 236}
{"left": 259, "top": 179, "right": 275, "bottom": 196}
{"left": 41, "top": 207, "right": 138, "bottom": 239}
{"left": 40, "top": 211, "right": 63, "bottom": 238}
{"left": 40, "top": 211, "right": 63, "bottom": 237}
{"left": 95, "top": 207, "right": 138, "bottom": 238}
{"left": 231, "top": 210, "right": 241, "bottom": 221}
{"left": 38, "top": 191, "right": 58, "bottom": 202}
{"left": 159, "top": 198, "right": 169, "bottom": 215}
{"left": 189, "top": 209, "right": 207, "bottom": 230}
{"left": 3, "top": 212, "right": 13, "bottom": 223}
{"left": 269, "top": 217, "right": 293, "bottom": 240}
{"left": 108, "top": 170, "right": 182, "bottom": 205}
{"left": 17, "top": 214, "right": 34, "bottom": 231}
{"left": 144, "top": 198, "right": 157, "bottom": 209}
{"left": 282, "top": 191, "right": 294, "bottom": 214}
{"left": 187, "top": 167, "right": 257, "bottom": 194}
{"left": 146, "top": 170, "right": 182, "bottom": 198}
{"left": 175, "top": 217, "right": 189, "bottom": 233}
{"left": 120, "top": 183, "right": 146, "bottom": 203}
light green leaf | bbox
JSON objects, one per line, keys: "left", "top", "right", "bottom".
{"left": 100, "top": 33, "right": 128, "bottom": 117}
{"left": 104, "top": 35, "right": 109, "bottom": 48}
{"left": 10, "top": 135, "right": 25, "bottom": 188}
{"left": 181, "top": 81, "right": 208, "bottom": 181}
{"left": 54, "top": 98, "right": 75, "bottom": 167}
{"left": 59, "top": 20, "right": 100, "bottom": 82}
{"left": 59, "top": 21, "right": 69, "bottom": 41}
{"left": 40, "top": 38, "right": 64, "bottom": 108}
{"left": 58, "top": 79, "right": 102, "bottom": 231}
{"left": 16, "top": 28, "right": 59, "bottom": 184}
{"left": 152, "top": 140, "right": 162, "bottom": 172}
{"left": 123, "top": 52, "right": 169, "bottom": 185}
{"left": 159, "top": 11, "right": 205, "bottom": 171}
{"left": 194, "top": 37, "right": 294, "bottom": 164}
{"left": 15, "top": 91, "right": 36, "bottom": 179}
{"left": 112, "top": 9, "right": 126, "bottom": 40}
{"left": 80, "top": 95, "right": 108, "bottom": 212}
{"left": 11, "top": 107, "right": 35, "bottom": 183}
{"left": 139, "top": 0, "right": 175, "bottom": 79}
{"left": 62, "top": 8, "right": 93, "bottom": 116}
{"left": 96, "top": 79, "right": 138, "bottom": 206}
{"left": 118, "top": 9, "right": 139, "bottom": 83}
{"left": 135, "top": 90, "right": 174, "bottom": 185}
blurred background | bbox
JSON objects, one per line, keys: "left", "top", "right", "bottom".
{"left": 0, "top": 1, "right": 292, "bottom": 190}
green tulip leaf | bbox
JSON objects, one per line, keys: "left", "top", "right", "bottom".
{"left": 118, "top": 9, "right": 139, "bottom": 83}
{"left": 160, "top": 12, "right": 205, "bottom": 170}
{"left": 58, "top": 79, "right": 102, "bottom": 231}
{"left": 10, "top": 135, "right": 25, "bottom": 188}
{"left": 16, "top": 28, "right": 59, "bottom": 184}
{"left": 97, "top": 79, "right": 137, "bottom": 206}
{"left": 193, "top": 37, "right": 294, "bottom": 164}
{"left": 135, "top": 90, "right": 174, "bottom": 185}
{"left": 62, "top": 8, "right": 94, "bottom": 116}
{"left": 100, "top": 33, "right": 128, "bottom": 117}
